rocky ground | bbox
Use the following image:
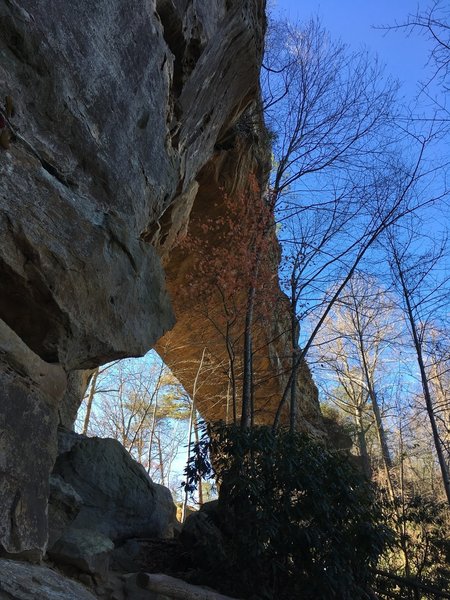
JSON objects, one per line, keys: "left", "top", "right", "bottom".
{"left": 0, "top": 429, "right": 235, "bottom": 600}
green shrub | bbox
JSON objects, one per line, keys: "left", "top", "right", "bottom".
{"left": 184, "top": 424, "right": 390, "bottom": 599}
{"left": 377, "top": 492, "right": 450, "bottom": 597}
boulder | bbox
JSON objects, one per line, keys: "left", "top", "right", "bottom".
{"left": 126, "top": 572, "right": 240, "bottom": 600}
{"left": 180, "top": 508, "right": 226, "bottom": 572}
{"left": 0, "top": 558, "right": 97, "bottom": 600}
{"left": 48, "top": 527, "right": 114, "bottom": 577}
{"left": 48, "top": 475, "right": 83, "bottom": 548}
{"left": 110, "top": 538, "right": 180, "bottom": 574}
{"left": 53, "top": 432, "right": 176, "bottom": 542}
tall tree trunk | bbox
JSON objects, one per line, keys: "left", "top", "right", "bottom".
{"left": 194, "top": 416, "right": 204, "bottom": 506}
{"left": 82, "top": 367, "right": 99, "bottom": 435}
{"left": 225, "top": 333, "right": 237, "bottom": 424}
{"left": 397, "top": 420, "right": 417, "bottom": 590}
{"left": 430, "top": 361, "right": 450, "bottom": 473}
{"left": 355, "top": 313, "right": 395, "bottom": 499}
{"left": 289, "top": 292, "right": 300, "bottom": 433}
{"left": 368, "top": 383, "right": 396, "bottom": 499}
{"left": 157, "top": 433, "right": 165, "bottom": 485}
{"left": 182, "top": 348, "right": 206, "bottom": 522}
{"left": 396, "top": 260, "right": 450, "bottom": 505}
{"left": 355, "top": 405, "right": 372, "bottom": 479}
{"left": 241, "top": 283, "right": 256, "bottom": 430}
{"left": 147, "top": 398, "right": 158, "bottom": 475}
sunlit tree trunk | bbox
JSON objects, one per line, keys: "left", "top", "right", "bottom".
{"left": 182, "top": 348, "right": 206, "bottom": 522}
{"left": 157, "top": 432, "right": 165, "bottom": 485}
{"left": 354, "top": 403, "right": 372, "bottom": 479}
{"left": 147, "top": 398, "right": 158, "bottom": 475}
{"left": 82, "top": 367, "right": 99, "bottom": 435}
{"left": 194, "top": 416, "right": 204, "bottom": 506}
{"left": 241, "top": 283, "right": 256, "bottom": 430}
{"left": 352, "top": 290, "right": 395, "bottom": 500}
{"left": 393, "top": 254, "right": 450, "bottom": 505}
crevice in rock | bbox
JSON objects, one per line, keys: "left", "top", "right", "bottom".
{"left": 140, "top": 181, "right": 183, "bottom": 246}
{"left": 155, "top": 0, "right": 206, "bottom": 149}
{"left": 0, "top": 234, "right": 69, "bottom": 363}
{"left": 40, "top": 159, "right": 77, "bottom": 189}
{"left": 0, "top": 106, "right": 77, "bottom": 190}
{"left": 155, "top": 1, "right": 205, "bottom": 99}
{"left": 9, "top": 491, "right": 21, "bottom": 550}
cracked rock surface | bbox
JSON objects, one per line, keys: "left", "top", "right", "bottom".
{"left": 0, "top": 0, "right": 265, "bottom": 369}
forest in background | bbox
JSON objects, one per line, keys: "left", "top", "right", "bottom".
{"left": 77, "top": 3, "right": 450, "bottom": 598}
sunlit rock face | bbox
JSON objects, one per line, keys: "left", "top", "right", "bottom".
{"left": 155, "top": 111, "right": 322, "bottom": 433}
{"left": 0, "top": 0, "right": 321, "bottom": 558}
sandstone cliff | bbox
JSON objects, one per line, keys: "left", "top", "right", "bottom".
{"left": 0, "top": 0, "right": 320, "bottom": 559}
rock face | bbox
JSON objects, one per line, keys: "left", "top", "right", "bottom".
{"left": 48, "top": 475, "right": 83, "bottom": 549}
{"left": 0, "top": 0, "right": 265, "bottom": 369}
{"left": 44, "top": 431, "right": 176, "bottom": 578}
{"left": 0, "top": 0, "right": 321, "bottom": 562}
{"left": 0, "top": 558, "right": 97, "bottom": 600}
{"left": 49, "top": 528, "right": 114, "bottom": 577}
{"left": 155, "top": 132, "right": 322, "bottom": 431}
{"left": 0, "top": 0, "right": 268, "bottom": 557}
{"left": 52, "top": 432, "right": 176, "bottom": 543}
{"left": 180, "top": 505, "right": 226, "bottom": 573}
{"left": 0, "top": 319, "right": 66, "bottom": 559}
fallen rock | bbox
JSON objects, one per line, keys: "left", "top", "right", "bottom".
{"left": 0, "top": 558, "right": 97, "bottom": 599}
{"left": 53, "top": 432, "right": 176, "bottom": 541}
{"left": 48, "top": 527, "right": 114, "bottom": 577}
{"left": 111, "top": 538, "right": 181, "bottom": 574}
{"left": 127, "top": 572, "right": 241, "bottom": 600}
{"left": 48, "top": 475, "right": 83, "bottom": 548}
{"left": 180, "top": 509, "right": 226, "bottom": 572}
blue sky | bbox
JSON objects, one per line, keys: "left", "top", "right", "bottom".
{"left": 272, "top": 0, "right": 434, "bottom": 101}
{"left": 271, "top": 0, "right": 449, "bottom": 237}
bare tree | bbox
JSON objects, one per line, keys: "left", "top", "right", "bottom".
{"left": 314, "top": 275, "right": 399, "bottom": 488}
{"left": 80, "top": 354, "right": 191, "bottom": 490}
{"left": 381, "top": 1, "right": 450, "bottom": 93}
{"left": 385, "top": 225, "right": 450, "bottom": 504}
{"left": 261, "top": 16, "right": 445, "bottom": 431}
{"left": 263, "top": 17, "right": 398, "bottom": 202}
{"left": 427, "top": 327, "right": 450, "bottom": 468}
{"left": 79, "top": 361, "right": 122, "bottom": 434}
{"left": 273, "top": 130, "right": 441, "bottom": 430}
{"left": 181, "top": 348, "right": 206, "bottom": 522}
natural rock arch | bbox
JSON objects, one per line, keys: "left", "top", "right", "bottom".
{"left": 0, "top": 0, "right": 319, "bottom": 559}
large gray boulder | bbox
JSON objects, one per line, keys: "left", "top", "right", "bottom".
{"left": 0, "top": 558, "right": 97, "bottom": 600}
{"left": 52, "top": 433, "right": 176, "bottom": 542}
{"left": 180, "top": 502, "right": 226, "bottom": 572}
